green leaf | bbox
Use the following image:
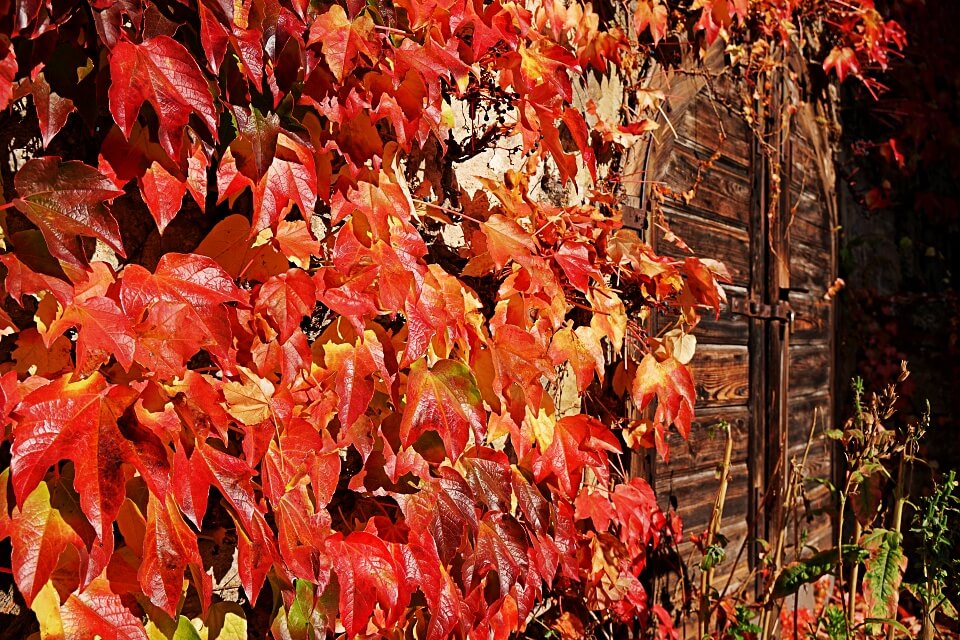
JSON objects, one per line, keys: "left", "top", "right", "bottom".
{"left": 823, "top": 605, "right": 849, "bottom": 640}
{"left": 700, "top": 544, "right": 726, "bottom": 571}
{"left": 172, "top": 617, "right": 201, "bottom": 640}
{"left": 773, "top": 545, "right": 867, "bottom": 598}
{"left": 858, "top": 618, "right": 912, "bottom": 638}
{"left": 287, "top": 579, "right": 315, "bottom": 640}
{"left": 862, "top": 529, "right": 907, "bottom": 633}
{"left": 145, "top": 614, "right": 200, "bottom": 640}
{"left": 217, "top": 613, "right": 248, "bottom": 640}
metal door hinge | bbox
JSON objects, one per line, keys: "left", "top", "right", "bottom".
{"left": 729, "top": 297, "right": 794, "bottom": 323}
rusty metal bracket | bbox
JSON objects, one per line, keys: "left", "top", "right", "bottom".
{"left": 729, "top": 297, "right": 794, "bottom": 324}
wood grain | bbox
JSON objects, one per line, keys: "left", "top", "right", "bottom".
{"left": 655, "top": 406, "right": 751, "bottom": 472}
{"left": 789, "top": 343, "right": 831, "bottom": 398}
{"left": 657, "top": 206, "right": 752, "bottom": 286}
{"left": 688, "top": 345, "right": 751, "bottom": 407}
{"left": 789, "top": 292, "right": 831, "bottom": 344}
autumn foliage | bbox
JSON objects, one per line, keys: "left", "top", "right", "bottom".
{"left": 0, "top": 0, "right": 902, "bottom": 638}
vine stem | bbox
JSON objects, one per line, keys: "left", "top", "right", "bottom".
{"left": 698, "top": 421, "right": 733, "bottom": 638}
{"left": 885, "top": 448, "right": 909, "bottom": 640}
{"left": 760, "top": 409, "right": 819, "bottom": 640}
{"left": 847, "top": 520, "right": 863, "bottom": 628}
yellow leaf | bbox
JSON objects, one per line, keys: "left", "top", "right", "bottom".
{"left": 663, "top": 328, "right": 697, "bottom": 365}
{"left": 222, "top": 366, "right": 275, "bottom": 425}
{"left": 525, "top": 406, "right": 556, "bottom": 451}
{"left": 31, "top": 581, "right": 64, "bottom": 640}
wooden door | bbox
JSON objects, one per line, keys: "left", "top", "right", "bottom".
{"left": 623, "top": 63, "right": 838, "bottom": 586}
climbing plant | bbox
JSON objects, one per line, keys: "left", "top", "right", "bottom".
{"left": 0, "top": 0, "right": 902, "bottom": 638}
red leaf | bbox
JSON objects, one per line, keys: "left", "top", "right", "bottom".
{"left": 61, "top": 576, "right": 148, "bottom": 640}
{"left": 634, "top": 0, "right": 669, "bottom": 44}
{"left": 10, "top": 480, "right": 83, "bottom": 606}
{"left": 682, "top": 256, "right": 726, "bottom": 317}
{"left": 108, "top": 36, "right": 219, "bottom": 159}
{"left": 29, "top": 73, "right": 75, "bottom": 148}
{"left": 396, "top": 36, "right": 470, "bottom": 101}
{"left": 561, "top": 108, "right": 596, "bottom": 181}
{"left": 532, "top": 414, "right": 621, "bottom": 497}
{"left": 171, "top": 445, "right": 209, "bottom": 529}
{"left": 511, "top": 468, "right": 551, "bottom": 535}
{"left": 403, "top": 471, "right": 477, "bottom": 565}
{"left": 139, "top": 161, "right": 187, "bottom": 234}
{"left": 132, "top": 252, "right": 245, "bottom": 308}
{"left": 548, "top": 325, "right": 604, "bottom": 393}
{"left": 611, "top": 478, "right": 664, "bottom": 550}
{"left": 428, "top": 566, "right": 464, "bottom": 640}
{"left": 540, "top": 117, "right": 580, "bottom": 185}
{"left": 192, "top": 442, "right": 261, "bottom": 534}
{"left": 0, "top": 371, "right": 20, "bottom": 429}
{"left": 327, "top": 531, "right": 401, "bottom": 637}
{"left": 139, "top": 493, "right": 209, "bottom": 615}
{"left": 574, "top": 488, "right": 615, "bottom": 532}
{"left": 121, "top": 253, "right": 245, "bottom": 369}
{"left": 0, "top": 40, "right": 16, "bottom": 111}
{"left": 333, "top": 343, "right": 377, "bottom": 430}
{"left": 276, "top": 486, "right": 333, "bottom": 586}
{"left": 44, "top": 293, "right": 137, "bottom": 373}
{"left": 230, "top": 106, "right": 281, "bottom": 182}
{"left": 400, "top": 359, "right": 486, "bottom": 461}
{"left": 274, "top": 219, "right": 321, "bottom": 266}
{"left": 198, "top": 3, "right": 264, "bottom": 90}
{"left": 185, "top": 130, "right": 210, "bottom": 209}
{"left": 824, "top": 46, "right": 861, "bottom": 83}
{"left": 13, "top": 157, "right": 125, "bottom": 270}
{"left": 461, "top": 448, "right": 512, "bottom": 513}
{"left": 236, "top": 511, "right": 276, "bottom": 605}
{"left": 308, "top": 6, "right": 380, "bottom": 81}
{"left": 474, "top": 512, "right": 528, "bottom": 597}
{"left": 553, "top": 242, "right": 596, "bottom": 293}
{"left": 255, "top": 269, "right": 317, "bottom": 342}
{"left": 481, "top": 215, "right": 537, "bottom": 270}
{"left": 129, "top": 301, "right": 211, "bottom": 379}
{"left": 194, "top": 214, "right": 288, "bottom": 280}
{"left": 218, "top": 125, "right": 318, "bottom": 233}
{"left": 490, "top": 325, "right": 555, "bottom": 395}
{"left": 11, "top": 374, "right": 138, "bottom": 546}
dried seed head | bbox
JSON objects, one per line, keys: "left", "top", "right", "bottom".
{"left": 898, "top": 360, "right": 910, "bottom": 382}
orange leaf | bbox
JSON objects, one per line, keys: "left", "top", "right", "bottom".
{"left": 631, "top": 354, "right": 696, "bottom": 445}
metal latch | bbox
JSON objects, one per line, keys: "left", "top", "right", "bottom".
{"left": 729, "top": 297, "right": 794, "bottom": 323}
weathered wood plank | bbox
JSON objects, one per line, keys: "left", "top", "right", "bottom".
{"left": 695, "top": 311, "right": 750, "bottom": 345}
{"left": 789, "top": 240, "right": 832, "bottom": 295}
{"left": 786, "top": 392, "right": 832, "bottom": 447}
{"left": 657, "top": 207, "right": 752, "bottom": 286}
{"left": 662, "top": 142, "right": 753, "bottom": 226}
{"left": 688, "top": 345, "right": 751, "bottom": 407}
{"left": 655, "top": 298, "right": 750, "bottom": 345}
{"left": 655, "top": 406, "right": 751, "bottom": 473}
{"left": 788, "top": 343, "right": 831, "bottom": 398}
{"left": 678, "top": 93, "right": 752, "bottom": 166}
{"left": 792, "top": 195, "right": 830, "bottom": 238}
{"left": 789, "top": 292, "right": 831, "bottom": 344}
{"left": 655, "top": 461, "right": 751, "bottom": 531}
